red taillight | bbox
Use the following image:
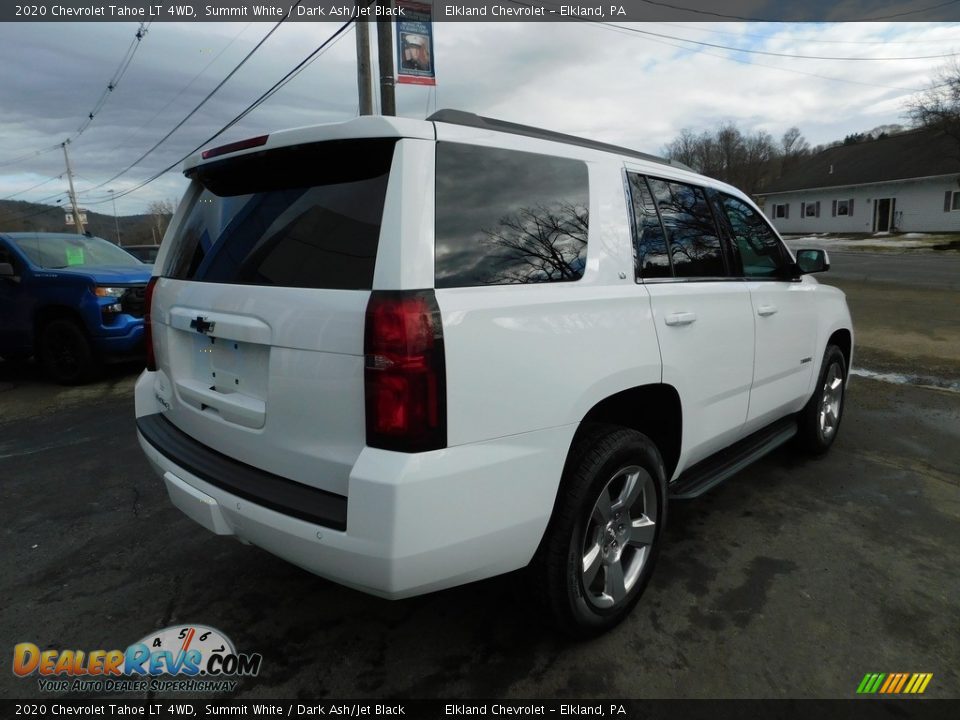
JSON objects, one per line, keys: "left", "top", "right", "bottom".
{"left": 144, "top": 276, "right": 158, "bottom": 372}
{"left": 364, "top": 290, "right": 446, "bottom": 452}
{"left": 201, "top": 134, "right": 269, "bottom": 160}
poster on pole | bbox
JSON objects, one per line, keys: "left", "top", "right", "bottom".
{"left": 395, "top": 1, "right": 435, "bottom": 86}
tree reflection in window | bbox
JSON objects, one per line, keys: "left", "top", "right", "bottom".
{"left": 628, "top": 173, "right": 671, "bottom": 279}
{"left": 720, "top": 194, "right": 787, "bottom": 278}
{"left": 435, "top": 143, "right": 589, "bottom": 288}
{"left": 646, "top": 178, "right": 725, "bottom": 278}
{"left": 478, "top": 201, "right": 588, "bottom": 284}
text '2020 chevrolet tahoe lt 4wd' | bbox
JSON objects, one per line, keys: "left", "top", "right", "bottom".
{"left": 135, "top": 111, "right": 853, "bottom": 635}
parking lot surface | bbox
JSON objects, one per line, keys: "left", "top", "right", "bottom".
{"left": 2, "top": 362, "right": 958, "bottom": 699}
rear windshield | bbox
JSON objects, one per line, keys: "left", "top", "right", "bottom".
{"left": 163, "top": 139, "right": 396, "bottom": 290}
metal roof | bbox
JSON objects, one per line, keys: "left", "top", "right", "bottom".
{"left": 760, "top": 126, "right": 960, "bottom": 195}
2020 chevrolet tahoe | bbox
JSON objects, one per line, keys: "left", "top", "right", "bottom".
{"left": 134, "top": 111, "right": 853, "bottom": 635}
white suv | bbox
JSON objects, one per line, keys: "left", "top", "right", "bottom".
{"left": 135, "top": 111, "right": 853, "bottom": 635}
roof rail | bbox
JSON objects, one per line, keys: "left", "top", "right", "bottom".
{"left": 427, "top": 109, "right": 690, "bottom": 171}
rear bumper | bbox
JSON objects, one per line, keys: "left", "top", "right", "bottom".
{"left": 135, "top": 375, "right": 576, "bottom": 599}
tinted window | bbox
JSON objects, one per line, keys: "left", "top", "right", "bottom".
{"left": 165, "top": 139, "right": 396, "bottom": 289}
{"left": 627, "top": 173, "right": 671, "bottom": 279}
{"left": 646, "top": 179, "right": 725, "bottom": 278}
{"left": 435, "top": 143, "right": 589, "bottom": 288}
{"left": 720, "top": 194, "right": 788, "bottom": 278}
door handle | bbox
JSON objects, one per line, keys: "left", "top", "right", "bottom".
{"left": 665, "top": 311, "right": 697, "bottom": 326}
{"left": 757, "top": 305, "right": 778, "bottom": 317}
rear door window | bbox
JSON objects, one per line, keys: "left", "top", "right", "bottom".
{"left": 627, "top": 173, "right": 671, "bottom": 279}
{"left": 646, "top": 178, "right": 726, "bottom": 278}
{"left": 434, "top": 143, "right": 589, "bottom": 288}
{"left": 164, "top": 139, "right": 396, "bottom": 290}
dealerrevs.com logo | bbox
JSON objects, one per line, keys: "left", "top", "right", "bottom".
{"left": 13, "top": 625, "right": 262, "bottom": 693}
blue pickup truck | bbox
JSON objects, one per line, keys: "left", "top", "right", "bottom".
{"left": 0, "top": 232, "right": 153, "bottom": 384}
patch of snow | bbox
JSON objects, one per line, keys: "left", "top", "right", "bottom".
{"left": 851, "top": 368, "right": 960, "bottom": 393}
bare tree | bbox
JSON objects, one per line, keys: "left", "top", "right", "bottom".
{"left": 664, "top": 128, "right": 701, "bottom": 169}
{"left": 663, "top": 122, "right": 779, "bottom": 194}
{"left": 147, "top": 199, "right": 176, "bottom": 244}
{"left": 906, "top": 59, "right": 960, "bottom": 150}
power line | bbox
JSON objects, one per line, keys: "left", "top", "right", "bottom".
{"left": 596, "top": 23, "right": 934, "bottom": 93}
{"left": 81, "top": 7, "right": 301, "bottom": 196}
{"left": 0, "top": 175, "right": 62, "bottom": 202}
{"left": 653, "top": 21, "right": 960, "bottom": 46}
{"left": 0, "top": 144, "right": 61, "bottom": 170}
{"left": 601, "top": 22, "right": 960, "bottom": 61}
{"left": 71, "top": 22, "right": 151, "bottom": 141}
{"left": 85, "top": 14, "right": 360, "bottom": 206}
{"left": 865, "top": 0, "right": 960, "bottom": 20}
{"left": 630, "top": 0, "right": 772, "bottom": 21}
{"left": 0, "top": 24, "right": 150, "bottom": 171}
{"left": 102, "top": 22, "right": 254, "bottom": 156}
{"left": 511, "top": 1, "right": 960, "bottom": 60}
{"left": 0, "top": 198, "right": 68, "bottom": 225}
{"left": 632, "top": 0, "right": 960, "bottom": 22}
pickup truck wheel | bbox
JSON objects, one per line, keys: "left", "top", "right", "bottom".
{"left": 530, "top": 425, "right": 667, "bottom": 636}
{"left": 795, "top": 344, "right": 847, "bottom": 455}
{"left": 38, "top": 318, "right": 97, "bottom": 385}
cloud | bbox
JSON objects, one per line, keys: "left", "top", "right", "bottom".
{"left": 0, "top": 19, "right": 954, "bottom": 214}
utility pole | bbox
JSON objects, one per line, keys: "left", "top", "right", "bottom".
{"left": 61, "top": 140, "right": 85, "bottom": 235}
{"left": 108, "top": 189, "right": 121, "bottom": 245}
{"left": 355, "top": 7, "right": 374, "bottom": 115}
{"left": 376, "top": 0, "right": 396, "bottom": 116}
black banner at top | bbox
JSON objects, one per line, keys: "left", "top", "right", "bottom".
{"left": 1, "top": 699, "right": 960, "bottom": 720}
{"left": 2, "top": 0, "right": 959, "bottom": 23}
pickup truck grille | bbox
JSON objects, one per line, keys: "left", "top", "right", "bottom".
{"left": 121, "top": 285, "right": 147, "bottom": 318}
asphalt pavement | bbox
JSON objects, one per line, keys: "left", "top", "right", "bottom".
{"left": 2, "top": 364, "right": 958, "bottom": 700}
{"left": 804, "top": 250, "right": 960, "bottom": 291}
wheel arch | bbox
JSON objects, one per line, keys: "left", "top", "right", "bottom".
{"left": 571, "top": 383, "right": 682, "bottom": 482}
{"left": 828, "top": 327, "right": 852, "bottom": 375}
{"left": 33, "top": 305, "right": 90, "bottom": 350}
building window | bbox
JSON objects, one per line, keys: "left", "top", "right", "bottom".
{"left": 952, "top": 191, "right": 960, "bottom": 211}
{"left": 831, "top": 198, "right": 854, "bottom": 217}
{"left": 803, "top": 201, "right": 820, "bottom": 218}
{"left": 773, "top": 203, "right": 789, "bottom": 219}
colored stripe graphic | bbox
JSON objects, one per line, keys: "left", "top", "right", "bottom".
{"left": 893, "top": 673, "right": 909, "bottom": 693}
{"left": 856, "top": 673, "right": 932, "bottom": 694}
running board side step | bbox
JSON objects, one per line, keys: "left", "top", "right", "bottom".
{"left": 669, "top": 417, "right": 798, "bottom": 499}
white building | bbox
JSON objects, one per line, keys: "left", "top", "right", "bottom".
{"left": 757, "top": 127, "right": 960, "bottom": 234}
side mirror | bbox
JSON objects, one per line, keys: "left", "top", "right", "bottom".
{"left": 795, "top": 248, "right": 830, "bottom": 274}
{"left": 0, "top": 262, "right": 17, "bottom": 279}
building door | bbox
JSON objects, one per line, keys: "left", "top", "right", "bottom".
{"left": 874, "top": 197, "right": 895, "bottom": 232}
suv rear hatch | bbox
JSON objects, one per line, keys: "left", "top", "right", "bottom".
{"left": 149, "top": 138, "right": 398, "bottom": 498}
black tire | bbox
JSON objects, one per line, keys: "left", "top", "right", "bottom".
{"left": 38, "top": 318, "right": 97, "bottom": 385}
{"left": 795, "top": 344, "right": 847, "bottom": 455}
{"left": 529, "top": 424, "right": 667, "bottom": 637}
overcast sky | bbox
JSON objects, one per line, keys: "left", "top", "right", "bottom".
{"left": 0, "top": 19, "right": 956, "bottom": 216}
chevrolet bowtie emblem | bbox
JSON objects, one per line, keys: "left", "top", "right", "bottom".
{"left": 189, "top": 316, "right": 215, "bottom": 335}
